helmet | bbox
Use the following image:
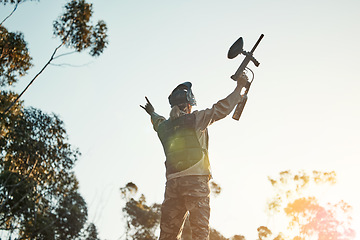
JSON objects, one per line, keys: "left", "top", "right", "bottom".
{"left": 168, "top": 82, "right": 196, "bottom": 108}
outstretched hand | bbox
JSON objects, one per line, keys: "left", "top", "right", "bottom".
{"left": 237, "top": 72, "right": 249, "bottom": 89}
{"left": 140, "top": 97, "right": 155, "bottom": 115}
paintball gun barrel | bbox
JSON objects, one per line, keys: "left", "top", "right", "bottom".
{"left": 228, "top": 34, "right": 264, "bottom": 120}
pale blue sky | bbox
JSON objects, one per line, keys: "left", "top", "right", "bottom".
{"left": 2, "top": 0, "right": 360, "bottom": 239}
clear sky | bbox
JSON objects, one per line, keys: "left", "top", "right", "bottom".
{"left": 2, "top": 0, "right": 360, "bottom": 239}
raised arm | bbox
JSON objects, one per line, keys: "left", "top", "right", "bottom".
{"left": 140, "top": 96, "right": 166, "bottom": 131}
{"left": 194, "top": 74, "right": 248, "bottom": 130}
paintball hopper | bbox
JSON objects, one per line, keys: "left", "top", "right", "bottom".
{"left": 227, "top": 37, "right": 244, "bottom": 59}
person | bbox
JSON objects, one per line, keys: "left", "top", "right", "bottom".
{"left": 141, "top": 74, "right": 248, "bottom": 240}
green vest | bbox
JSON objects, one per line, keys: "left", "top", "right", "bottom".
{"left": 157, "top": 114, "right": 208, "bottom": 175}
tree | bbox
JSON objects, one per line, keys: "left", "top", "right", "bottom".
{"left": 53, "top": 0, "right": 108, "bottom": 57}
{"left": 0, "top": 106, "right": 89, "bottom": 239}
{"left": 1, "top": 0, "right": 108, "bottom": 114}
{"left": 1, "top": 0, "right": 107, "bottom": 239}
{"left": 120, "top": 182, "right": 161, "bottom": 240}
{"left": 257, "top": 226, "right": 272, "bottom": 240}
{"left": 0, "top": 26, "right": 32, "bottom": 86}
{"left": 81, "top": 223, "right": 101, "bottom": 240}
{"left": 285, "top": 198, "right": 355, "bottom": 240}
{"left": 230, "top": 235, "right": 246, "bottom": 240}
{"left": 264, "top": 170, "right": 355, "bottom": 240}
{"left": 209, "top": 228, "right": 227, "bottom": 240}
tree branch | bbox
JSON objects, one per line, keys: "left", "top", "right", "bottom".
{"left": 50, "top": 61, "right": 93, "bottom": 68}
{"left": 52, "top": 50, "right": 77, "bottom": 60}
{"left": 0, "top": 3, "right": 19, "bottom": 27}
{"left": 2, "top": 41, "right": 65, "bottom": 115}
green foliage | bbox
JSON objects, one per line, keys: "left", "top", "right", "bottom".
{"left": 230, "top": 235, "right": 246, "bottom": 240}
{"left": 209, "top": 228, "right": 227, "bottom": 240}
{"left": 53, "top": 0, "right": 108, "bottom": 57}
{"left": 55, "top": 191, "right": 88, "bottom": 239}
{"left": 210, "top": 180, "right": 222, "bottom": 197}
{"left": 0, "top": 102, "right": 89, "bottom": 239}
{"left": 90, "top": 20, "right": 108, "bottom": 57}
{"left": 1, "top": 1, "right": 106, "bottom": 239}
{"left": 0, "top": 91, "right": 23, "bottom": 133}
{"left": 81, "top": 223, "right": 101, "bottom": 240}
{"left": 0, "top": 26, "right": 32, "bottom": 86}
{"left": 1, "top": 0, "right": 108, "bottom": 115}
{"left": 285, "top": 197, "right": 355, "bottom": 240}
{"left": 120, "top": 182, "right": 138, "bottom": 199}
{"left": 120, "top": 183, "right": 161, "bottom": 240}
{"left": 264, "top": 170, "right": 355, "bottom": 240}
{"left": 272, "top": 233, "right": 285, "bottom": 240}
{"left": 1, "top": 106, "right": 80, "bottom": 184}
{"left": 257, "top": 226, "right": 271, "bottom": 240}
{"left": 267, "top": 170, "right": 336, "bottom": 214}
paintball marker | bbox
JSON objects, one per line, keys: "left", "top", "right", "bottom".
{"left": 228, "top": 34, "right": 264, "bottom": 120}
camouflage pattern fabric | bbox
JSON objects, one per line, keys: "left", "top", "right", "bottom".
{"left": 159, "top": 175, "right": 210, "bottom": 240}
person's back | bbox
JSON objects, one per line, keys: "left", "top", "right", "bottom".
{"left": 157, "top": 113, "right": 207, "bottom": 175}
{"left": 141, "top": 75, "right": 248, "bottom": 240}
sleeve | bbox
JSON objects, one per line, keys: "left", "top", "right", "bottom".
{"left": 194, "top": 87, "right": 242, "bottom": 131}
{"left": 150, "top": 112, "right": 166, "bottom": 132}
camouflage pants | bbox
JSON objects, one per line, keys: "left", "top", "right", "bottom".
{"left": 159, "top": 175, "right": 210, "bottom": 240}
